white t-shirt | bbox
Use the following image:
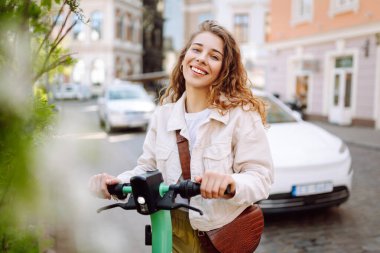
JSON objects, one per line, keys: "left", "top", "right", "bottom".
{"left": 177, "top": 108, "right": 211, "bottom": 207}
{"left": 184, "top": 108, "right": 211, "bottom": 153}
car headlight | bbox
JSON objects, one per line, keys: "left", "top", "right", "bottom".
{"left": 339, "top": 141, "right": 348, "bottom": 153}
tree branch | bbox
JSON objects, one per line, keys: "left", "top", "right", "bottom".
{"left": 33, "top": 53, "right": 76, "bottom": 83}
{"left": 40, "top": 21, "right": 76, "bottom": 79}
{"left": 35, "top": 0, "right": 68, "bottom": 57}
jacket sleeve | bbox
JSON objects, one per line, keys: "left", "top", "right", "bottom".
{"left": 117, "top": 108, "right": 158, "bottom": 183}
{"left": 229, "top": 112, "right": 274, "bottom": 205}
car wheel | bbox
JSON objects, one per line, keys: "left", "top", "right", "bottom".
{"left": 141, "top": 123, "right": 148, "bottom": 132}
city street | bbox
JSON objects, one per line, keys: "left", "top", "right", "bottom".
{"left": 52, "top": 99, "right": 380, "bottom": 253}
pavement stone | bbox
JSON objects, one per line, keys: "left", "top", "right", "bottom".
{"left": 311, "top": 121, "right": 380, "bottom": 150}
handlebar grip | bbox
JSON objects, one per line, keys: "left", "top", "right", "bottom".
{"left": 173, "top": 181, "right": 232, "bottom": 198}
{"left": 107, "top": 183, "right": 129, "bottom": 200}
{"left": 195, "top": 183, "right": 232, "bottom": 195}
{"left": 224, "top": 185, "right": 232, "bottom": 195}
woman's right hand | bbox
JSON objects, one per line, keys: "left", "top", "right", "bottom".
{"left": 88, "top": 173, "right": 121, "bottom": 199}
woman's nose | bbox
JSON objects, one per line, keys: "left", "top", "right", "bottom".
{"left": 196, "top": 53, "right": 207, "bottom": 63}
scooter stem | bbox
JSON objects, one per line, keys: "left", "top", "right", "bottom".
{"left": 150, "top": 210, "right": 172, "bottom": 253}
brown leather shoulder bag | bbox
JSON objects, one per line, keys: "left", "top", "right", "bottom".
{"left": 175, "top": 130, "right": 264, "bottom": 253}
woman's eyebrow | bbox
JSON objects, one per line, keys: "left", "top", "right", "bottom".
{"left": 192, "top": 42, "right": 223, "bottom": 56}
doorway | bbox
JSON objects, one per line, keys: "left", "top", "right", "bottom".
{"left": 295, "top": 75, "right": 309, "bottom": 111}
{"left": 328, "top": 56, "right": 353, "bottom": 125}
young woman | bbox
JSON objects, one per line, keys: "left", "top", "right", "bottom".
{"left": 89, "top": 20, "right": 273, "bottom": 252}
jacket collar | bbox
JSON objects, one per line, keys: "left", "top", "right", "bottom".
{"left": 167, "top": 92, "right": 187, "bottom": 132}
{"left": 167, "top": 92, "right": 230, "bottom": 132}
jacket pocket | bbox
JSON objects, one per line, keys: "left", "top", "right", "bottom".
{"left": 156, "top": 145, "right": 181, "bottom": 183}
{"left": 156, "top": 145, "right": 172, "bottom": 168}
{"left": 203, "top": 143, "right": 232, "bottom": 173}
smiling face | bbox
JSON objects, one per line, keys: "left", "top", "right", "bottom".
{"left": 182, "top": 32, "right": 224, "bottom": 93}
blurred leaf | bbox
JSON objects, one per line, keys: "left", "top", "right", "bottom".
{"left": 29, "top": 1, "right": 42, "bottom": 19}
{"left": 0, "top": 0, "right": 86, "bottom": 251}
{"left": 41, "top": 0, "right": 53, "bottom": 10}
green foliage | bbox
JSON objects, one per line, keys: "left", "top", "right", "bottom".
{"left": 0, "top": 93, "right": 55, "bottom": 252}
{"left": 0, "top": 0, "right": 85, "bottom": 251}
{"left": 0, "top": 225, "right": 40, "bottom": 253}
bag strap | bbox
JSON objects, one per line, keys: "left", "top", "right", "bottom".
{"left": 175, "top": 130, "right": 191, "bottom": 180}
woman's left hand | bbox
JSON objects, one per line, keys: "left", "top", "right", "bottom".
{"left": 194, "top": 171, "right": 236, "bottom": 199}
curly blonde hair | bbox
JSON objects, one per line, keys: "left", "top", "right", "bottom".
{"left": 159, "top": 20, "right": 267, "bottom": 124}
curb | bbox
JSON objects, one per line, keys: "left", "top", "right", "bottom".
{"left": 343, "top": 140, "right": 380, "bottom": 151}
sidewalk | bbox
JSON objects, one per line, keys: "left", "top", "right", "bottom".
{"left": 311, "top": 121, "right": 380, "bottom": 150}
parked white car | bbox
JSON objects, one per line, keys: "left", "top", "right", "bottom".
{"left": 53, "top": 83, "right": 91, "bottom": 100}
{"left": 98, "top": 84, "right": 156, "bottom": 133}
{"left": 254, "top": 89, "right": 353, "bottom": 213}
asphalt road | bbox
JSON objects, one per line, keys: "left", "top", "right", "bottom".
{"left": 51, "top": 99, "right": 380, "bottom": 253}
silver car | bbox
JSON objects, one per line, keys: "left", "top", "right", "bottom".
{"left": 98, "top": 84, "right": 156, "bottom": 133}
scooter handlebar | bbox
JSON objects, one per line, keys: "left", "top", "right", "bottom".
{"left": 170, "top": 181, "right": 232, "bottom": 198}
{"left": 107, "top": 183, "right": 130, "bottom": 200}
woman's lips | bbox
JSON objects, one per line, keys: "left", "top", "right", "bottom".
{"left": 191, "top": 66, "right": 208, "bottom": 75}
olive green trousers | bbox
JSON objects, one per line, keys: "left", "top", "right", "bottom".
{"left": 171, "top": 209, "right": 209, "bottom": 253}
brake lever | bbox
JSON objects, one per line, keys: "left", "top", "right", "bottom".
{"left": 97, "top": 193, "right": 136, "bottom": 213}
{"left": 172, "top": 203, "right": 203, "bottom": 215}
{"left": 155, "top": 190, "right": 203, "bottom": 215}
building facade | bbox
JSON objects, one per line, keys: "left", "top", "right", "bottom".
{"left": 59, "top": 0, "right": 143, "bottom": 95}
{"left": 266, "top": 0, "right": 380, "bottom": 128}
{"left": 143, "top": 0, "right": 165, "bottom": 74}
{"left": 183, "top": 0, "right": 270, "bottom": 87}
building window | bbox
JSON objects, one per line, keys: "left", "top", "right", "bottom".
{"left": 126, "top": 13, "right": 133, "bottom": 41}
{"left": 115, "top": 57, "right": 122, "bottom": 78}
{"left": 134, "top": 60, "right": 141, "bottom": 74}
{"left": 234, "top": 13, "right": 249, "bottom": 43}
{"left": 329, "top": 0, "right": 359, "bottom": 16}
{"left": 115, "top": 9, "right": 123, "bottom": 40}
{"left": 133, "top": 19, "right": 141, "bottom": 43}
{"left": 264, "top": 11, "right": 271, "bottom": 41}
{"left": 73, "top": 15, "right": 85, "bottom": 41}
{"left": 72, "top": 60, "right": 85, "bottom": 83}
{"left": 91, "top": 11, "right": 103, "bottom": 41}
{"left": 291, "top": 0, "right": 313, "bottom": 25}
{"left": 335, "top": 56, "right": 353, "bottom": 68}
{"left": 91, "top": 59, "right": 105, "bottom": 86}
{"left": 123, "top": 59, "right": 133, "bottom": 76}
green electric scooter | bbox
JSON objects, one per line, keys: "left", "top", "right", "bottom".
{"left": 97, "top": 171, "right": 205, "bottom": 253}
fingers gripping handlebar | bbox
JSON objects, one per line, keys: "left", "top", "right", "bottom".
{"left": 97, "top": 171, "right": 202, "bottom": 215}
{"left": 97, "top": 171, "right": 231, "bottom": 215}
{"left": 107, "top": 183, "right": 130, "bottom": 200}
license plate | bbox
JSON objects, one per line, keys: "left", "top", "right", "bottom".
{"left": 291, "top": 182, "right": 333, "bottom": 197}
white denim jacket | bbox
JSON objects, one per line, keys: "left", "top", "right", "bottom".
{"left": 118, "top": 92, "right": 273, "bottom": 231}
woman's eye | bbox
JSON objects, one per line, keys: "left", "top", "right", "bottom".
{"left": 191, "top": 48, "right": 200, "bottom": 53}
{"left": 211, "top": 55, "right": 219, "bottom": 61}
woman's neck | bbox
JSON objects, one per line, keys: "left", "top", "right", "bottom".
{"left": 185, "top": 87, "right": 209, "bottom": 113}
